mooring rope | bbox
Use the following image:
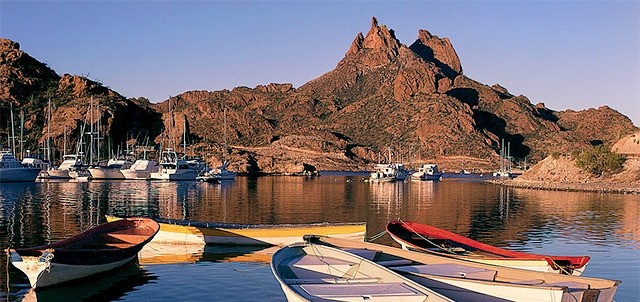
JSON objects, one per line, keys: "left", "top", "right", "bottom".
{"left": 366, "top": 229, "right": 387, "bottom": 242}
{"left": 397, "top": 218, "right": 459, "bottom": 255}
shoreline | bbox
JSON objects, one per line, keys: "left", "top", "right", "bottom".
{"left": 486, "top": 179, "right": 640, "bottom": 194}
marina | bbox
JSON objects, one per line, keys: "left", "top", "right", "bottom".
{"left": 0, "top": 174, "right": 637, "bottom": 301}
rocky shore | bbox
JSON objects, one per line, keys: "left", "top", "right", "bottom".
{"left": 486, "top": 179, "right": 639, "bottom": 194}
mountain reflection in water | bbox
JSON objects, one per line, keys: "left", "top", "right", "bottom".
{"left": 0, "top": 175, "right": 637, "bottom": 301}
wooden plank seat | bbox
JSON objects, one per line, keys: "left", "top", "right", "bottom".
{"left": 284, "top": 277, "right": 381, "bottom": 285}
{"left": 294, "top": 282, "right": 428, "bottom": 301}
{"left": 392, "top": 264, "right": 497, "bottom": 281}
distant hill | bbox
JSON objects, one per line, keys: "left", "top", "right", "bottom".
{"left": 0, "top": 17, "right": 637, "bottom": 174}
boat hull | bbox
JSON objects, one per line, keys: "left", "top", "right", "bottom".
{"left": 43, "top": 169, "right": 71, "bottom": 179}
{"left": 121, "top": 170, "right": 152, "bottom": 180}
{"left": 0, "top": 167, "right": 41, "bottom": 182}
{"left": 149, "top": 169, "right": 199, "bottom": 181}
{"left": 88, "top": 168, "right": 125, "bottom": 180}
{"left": 9, "top": 252, "right": 136, "bottom": 288}
{"left": 8, "top": 217, "right": 159, "bottom": 289}
{"left": 106, "top": 216, "right": 366, "bottom": 246}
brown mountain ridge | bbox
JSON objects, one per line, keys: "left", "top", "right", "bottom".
{"left": 0, "top": 17, "right": 637, "bottom": 174}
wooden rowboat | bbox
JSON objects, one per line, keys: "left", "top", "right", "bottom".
{"left": 387, "top": 219, "right": 590, "bottom": 276}
{"left": 271, "top": 242, "right": 453, "bottom": 301}
{"left": 106, "top": 215, "right": 366, "bottom": 246}
{"left": 8, "top": 217, "right": 159, "bottom": 289}
{"left": 307, "top": 235, "right": 619, "bottom": 302}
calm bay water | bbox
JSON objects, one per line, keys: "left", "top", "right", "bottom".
{"left": 0, "top": 174, "right": 638, "bottom": 301}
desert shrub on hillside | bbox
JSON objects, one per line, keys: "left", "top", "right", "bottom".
{"left": 574, "top": 145, "right": 625, "bottom": 176}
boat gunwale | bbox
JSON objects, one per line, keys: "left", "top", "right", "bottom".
{"left": 153, "top": 217, "right": 367, "bottom": 230}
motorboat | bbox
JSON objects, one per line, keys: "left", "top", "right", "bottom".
{"left": 122, "top": 159, "right": 158, "bottom": 180}
{"left": 149, "top": 149, "right": 200, "bottom": 181}
{"left": 0, "top": 151, "right": 42, "bottom": 182}
{"left": 411, "top": 164, "right": 443, "bottom": 180}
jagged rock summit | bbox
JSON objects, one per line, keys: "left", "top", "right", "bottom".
{"left": 0, "top": 17, "right": 636, "bottom": 174}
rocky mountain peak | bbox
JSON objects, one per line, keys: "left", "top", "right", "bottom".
{"left": 342, "top": 17, "right": 402, "bottom": 67}
{"left": 410, "top": 29, "right": 462, "bottom": 78}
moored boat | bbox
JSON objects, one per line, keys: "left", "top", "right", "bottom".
{"left": 411, "top": 164, "right": 443, "bottom": 180}
{"left": 7, "top": 217, "right": 160, "bottom": 289}
{"left": 87, "top": 157, "right": 132, "bottom": 180}
{"left": 106, "top": 215, "right": 366, "bottom": 246}
{"left": 0, "top": 151, "right": 42, "bottom": 182}
{"left": 307, "top": 235, "right": 620, "bottom": 302}
{"left": 271, "top": 242, "right": 453, "bottom": 302}
{"left": 122, "top": 159, "right": 158, "bottom": 180}
{"left": 369, "top": 163, "right": 409, "bottom": 182}
{"left": 149, "top": 148, "right": 200, "bottom": 181}
{"left": 387, "top": 219, "right": 590, "bottom": 275}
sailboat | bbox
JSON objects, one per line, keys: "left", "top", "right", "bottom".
{"left": 197, "top": 107, "right": 236, "bottom": 182}
{"left": 493, "top": 139, "right": 512, "bottom": 178}
{"left": 149, "top": 100, "right": 200, "bottom": 181}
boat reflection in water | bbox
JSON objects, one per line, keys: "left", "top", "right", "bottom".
{"left": 19, "top": 262, "right": 154, "bottom": 302}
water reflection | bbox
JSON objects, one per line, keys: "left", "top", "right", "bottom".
{"left": 0, "top": 177, "right": 637, "bottom": 301}
{"left": 19, "top": 262, "right": 154, "bottom": 302}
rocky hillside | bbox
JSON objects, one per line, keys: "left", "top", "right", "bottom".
{"left": 503, "top": 131, "right": 640, "bottom": 194}
{"left": 1, "top": 17, "right": 637, "bottom": 174}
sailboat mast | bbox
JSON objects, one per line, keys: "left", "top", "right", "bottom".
{"left": 183, "top": 117, "right": 187, "bottom": 155}
{"left": 47, "top": 97, "right": 51, "bottom": 161}
{"left": 10, "top": 105, "right": 15, "bottom": 156}
{"left": 20, "top": 110, "right": 24, "bottom": 159}
{"left": 63, "top": 125, "right": 67, "bottom": 155}
{"left": 89, "top": 96, "right": 94, "bottom": 166}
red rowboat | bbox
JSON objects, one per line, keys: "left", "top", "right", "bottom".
{"left": 386, "top": 219, "right": 590, "bottom": 275}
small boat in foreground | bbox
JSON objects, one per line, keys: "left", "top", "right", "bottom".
{"left": 271, "top": 242, "right": 453, "bottom": 302}
{"left": 387, "top": 219, "right": 590, "bottom": 275}
{"left": 8, "top": 217, "right": 159, "bottom": 289}
{"left": 106, "top": 215, "right": 366, "bottom": 246}
{"left": 307, "top": 235, "right": 620, "bottom": 302}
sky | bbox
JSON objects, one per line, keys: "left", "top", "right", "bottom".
{"left": 1, "top": 1, "right": 638, "bottom": 126}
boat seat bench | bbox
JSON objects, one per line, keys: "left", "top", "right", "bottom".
{"left": 293, "top": 282, "right": 428, "bottom": 301}
{"left": 392, "top": 264, "right": 497, "bottom": 281}
{"left": 284, "top": 277, "right": 381, "bottom": 285}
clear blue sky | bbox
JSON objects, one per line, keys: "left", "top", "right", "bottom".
{"left": 1, "top": 1, "right": 638, "bottom": 126}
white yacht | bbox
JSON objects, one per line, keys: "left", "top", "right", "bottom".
{"left": 87, "top": 157, "right": 132, "bottom": 180}
{"left": 0, "top": 151, "right": 42, "bottom": 182}
{"left": 45, "top": 154, "right": 83, "bottom": 179}
{"left": 411, "top": 164, "right": 443, "bottom": 180}
{"left": 149, "top": 149, "right": 199, "bottom": 181}
{"left": 197, "top": 161, "right": 237, "bottom": 182}
{"left": 369, "top": 163, "right": 409, "bottom": 182}
{"left": 122, "top": 159, "right": 158, "bottom": 180}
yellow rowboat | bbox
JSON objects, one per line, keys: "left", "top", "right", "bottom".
{"left": 105, "top": 215, "right": 366, "bottom": 246}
